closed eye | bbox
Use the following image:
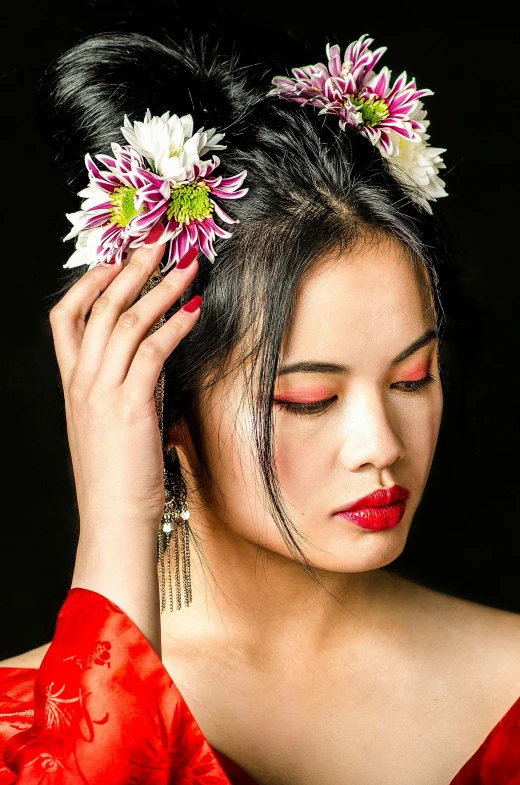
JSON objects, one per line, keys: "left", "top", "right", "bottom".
{"left": 392, "top": 373, "right": 436, "bottom": 394}
{"left": 273, "top": 374, "right": 437, "bottom": 417}
{"left": 272, "top": 396, "right": 338, "bottom": 417}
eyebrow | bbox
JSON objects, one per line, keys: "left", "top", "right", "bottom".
{"left": 276, "top": 327, "right": 438, "bottom": 377}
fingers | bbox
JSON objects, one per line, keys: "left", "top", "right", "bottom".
{"left": 96, "top": 253, "right": 200, "bottom": 388}
{"left": 123, "top": 295, "right": 203, "bottom": 401}
{"left": 49, "top": 263, "right": 122, "bottom": 388}
{"left": 72, "top": 242, "right": 168, "bottom": 388}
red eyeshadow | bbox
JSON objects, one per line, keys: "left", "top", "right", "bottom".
{"left": 273, "top": 387, "right": 332, "bottom": 404}
{"left": 399, "top": 359, "right": 431, "bottom": 381}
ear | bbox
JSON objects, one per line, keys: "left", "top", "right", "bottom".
{"left": 166, "top": 421, "right": 187, "bottom": 450}
{"left": 166, "top": 420, "right": 202, "bottom": 480}
{"left": 166, "top": 419, "right": 190, "bottom": 451}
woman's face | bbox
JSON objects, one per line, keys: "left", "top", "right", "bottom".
{"left": 180, "top": 237, "right": 443, "bottom": 574}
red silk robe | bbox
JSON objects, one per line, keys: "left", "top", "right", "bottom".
{"left": 0, "top": 588, "right": 519, "bottom": 783}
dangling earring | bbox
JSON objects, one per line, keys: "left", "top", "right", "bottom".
{"left": 139, "top": 269, "right": 193, "bottom": 612}
{"left": 158, "top": 455, "right": 193, "bottom": 611}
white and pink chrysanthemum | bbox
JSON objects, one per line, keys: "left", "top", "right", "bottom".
{"left": 63, "top": 145, "right": 170, "bottom": 267}
{"left": 384, "top": 104, "right": 447, "bottom": 209}
{"left": 269, "top": 34, "right": 447, "bottom": 209}
{"left": 63, "top": 110, "right": 248, "bottom": 271}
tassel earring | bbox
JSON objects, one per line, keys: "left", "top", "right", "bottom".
{"left": 159, "top": 465, "right": 193, "bottom": 611}
{"left": 139, "top": 269, "right": 193, "bottom": 612}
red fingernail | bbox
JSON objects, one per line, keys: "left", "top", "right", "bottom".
{"left": 144, "top": 224, "right": 165, "bottom": 245}
{"left": 182, "top": 295, "right": 203, "bottom": 313}
{"left": 176, "top": 246, "right": 199, "bottom": 270}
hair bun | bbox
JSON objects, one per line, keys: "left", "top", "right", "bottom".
{"left": 37, "top": 31, "right": 253, "bottom": 179}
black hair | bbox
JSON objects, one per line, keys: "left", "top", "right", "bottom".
{"left": 37, "top": 30, "right": 456, "bottom": 595}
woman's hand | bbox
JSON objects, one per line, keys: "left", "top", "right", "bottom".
{"left": 49, "top": 239, "right": 201, "bottom": 652}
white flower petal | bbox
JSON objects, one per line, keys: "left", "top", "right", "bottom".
{"left": 119, "top": 109, "right": 224, "bottom": 186}
{"left": 198, "top": 129, "right": 226, "bottom": 156}
{"left": 78, "top": 184, "right": 105, "bottom": 200}
{"left": 81, "top": 194, "right": 111, "bottom": 212}
{"left": 63, "top": 227, "right": 104, "bottom": 267}
{"left": 63, "top": 248, "right": 89, "bottom": 268}
{"left": 180, "top": 114, "right": 194, "bottom": 139}
{"left": 385, "top": 123, "right": 447, "bottom": 208}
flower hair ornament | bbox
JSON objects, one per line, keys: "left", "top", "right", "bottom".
{"left": 63, "top": 110, "right": 248, "bottom": 271}
{"left": 269, "top": 33, "right": 447, "bottom": 211}
{"left": 63, "top": 110, "right": 248, "bottom": 611}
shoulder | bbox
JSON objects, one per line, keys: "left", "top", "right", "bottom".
{"left": 0, "top": 642, "right": 51, "bottom": 669}
{"left": 398, "top": 575, "right": 520, "bottom": 679}
{"left": 415, "top": 579, "right": 520, "bottom": 638}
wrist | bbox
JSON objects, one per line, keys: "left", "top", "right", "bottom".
{"left": 72, "top": 526, "right": 162, "bottom": 655}
{"left": 78, "top": 513, "right": 162, "bottom": 537}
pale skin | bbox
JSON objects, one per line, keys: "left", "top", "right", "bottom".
{"left": 3, "top": 237, "right": 520, "bottom": 785}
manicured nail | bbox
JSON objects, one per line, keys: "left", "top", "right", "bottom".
{"left": 176, "top": 246, "right": 198, "bottom": 270}
{"left": 144, "top": 224, "right": 165, "bottom": 245}
{"left": 182, "top": 295, "right": 203, "bottom": 313}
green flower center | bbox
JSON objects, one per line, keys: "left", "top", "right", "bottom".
{"left": 109, "top": 187, "right": 141, "bottom": 227}
{"left": 167, "top": 180, "right": 214, "bottom": 224}
{"left": 350, "top": 95, "right": 390, "bottom": 127}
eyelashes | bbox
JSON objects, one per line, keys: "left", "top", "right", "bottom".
{"left": 274, "top": 373, "right": 437, "bottom": 418}
{"left": 394, "top": 372, "right": 436, "bottom": 395}
{"left": 274, "top": 396, "right": 338, "bottom": 417}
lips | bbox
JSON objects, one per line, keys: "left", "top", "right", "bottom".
{"left": 337, "top": 484, "right": 410, "bottom": 514}
{"left": 334, "top": 484, "right": 410, "bottom": 532}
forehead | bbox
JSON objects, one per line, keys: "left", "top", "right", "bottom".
{"left": 282, "top": 239, "right": 435, "bottom": 363}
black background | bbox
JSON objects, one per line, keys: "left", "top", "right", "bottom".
{"left": 1, "top": 2, "right": 519, "bottom": 659}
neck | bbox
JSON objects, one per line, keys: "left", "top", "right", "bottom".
{"left": 159, "top": 509, "right": 405, "bottom": 658}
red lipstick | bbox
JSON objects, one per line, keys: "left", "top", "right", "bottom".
{"left": 334, "top": 485, "right": 410, "bottom": 531}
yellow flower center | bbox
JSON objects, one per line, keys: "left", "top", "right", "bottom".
{"left": 166, "top": 180, "right": 214, "bottom": 224}
{"left": 350, "top": 95, "right": 390, "bottom": 127}
{"left": 109, "top": 187, "right": 141, "bottom": 227}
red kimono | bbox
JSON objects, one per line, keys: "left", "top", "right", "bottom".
{"left": 0, "top": 588, "right": 519, "bottom": 783}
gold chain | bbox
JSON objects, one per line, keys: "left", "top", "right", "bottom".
{"left": 138, "top": 267, "right": 192, "bottom": 612}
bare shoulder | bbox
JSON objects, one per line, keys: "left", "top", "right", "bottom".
{"left": 0, "top": 642, "right": 51, "bottom": 669}
{"left": 417, "top": 579, "right": 520, "bottom": 636}
{"left": 396, "top": 573, "right": 520, "bottom": 674}
{"left": 391, "top": 573, "right": 520, "bottom": 672}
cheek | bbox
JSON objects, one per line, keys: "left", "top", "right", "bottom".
{"left": 219, "top": 413, "right": 258, "bottom": 494}
{"left": 213, "top": 407, "right": 312, "bottom": 552}
{"left": 273, "top": 417, "right": 333, "bottom": 504}
{"left": 423, "top": 406, "right": 442, "bottom": 466}
{"left": 198, "top": 390, "right": 260, "bottom": 511}
{"left": 427, "top": 390, "right": 444, "bottom": 455}
{"left": 401, "top": 387, "right": 443, "bottom": 473}
{"left": 425, "top": 362, "right": 444, "bottom": 448}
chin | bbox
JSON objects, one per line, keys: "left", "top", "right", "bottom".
{"left": 312, "top": 524, "right": 410, "bottom": 573}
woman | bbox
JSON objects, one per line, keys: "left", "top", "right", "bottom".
{"left": 1, "top": 28, "right": 520, "bottom": 785}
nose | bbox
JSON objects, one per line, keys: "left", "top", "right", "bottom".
{"left": 338, "top": 384, "right": 405, "bottom": 472}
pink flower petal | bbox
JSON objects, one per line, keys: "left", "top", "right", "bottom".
{"left": 205, "top": 216, "right": 232, "bottom": 239}
{"left": 363, "top": 46, "right": 387, "bottom": 76}
{"left": 212, "top": 201, "right": 237, "bottom": 224}
{"left": 370, "top": 67, "right": 391, "bottom": 98}
{"left": 131, "top": 201, "right": 168, "bottom": 231}
{"left": 96, "top": 154, "right": 117, "bottom": 170}
{"left": 198, "top": 227, "right": 215, "bottom": 262}
{"left": 361, "top": 125, "right": 380, "bottom": 145}
{"left": 218, "top": 171, "right": 248, "bottom": 189}
{"left": 176, "top": 226, "right": 190, "bottom": 260}
{"left": 187, "top": 222, "right": 198, "bottom": 243}
{"left": 378, "top": 130, "right": 394, "bottom": 155}
{"left": 327, "top": 44, "right": 342, "bottom": 77}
